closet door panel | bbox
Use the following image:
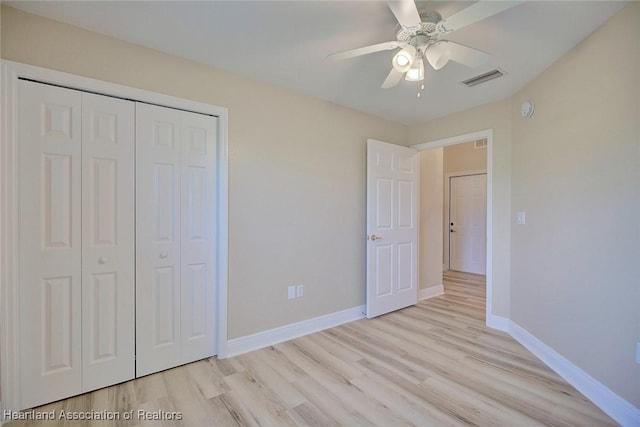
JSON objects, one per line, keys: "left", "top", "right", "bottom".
{"left": 81, "top": 93, "right": 135, "bottom": 391}
{"left": 18, "top": 81, "right": 83, "bottom": 408}
{"left": 180, "top": 112, "right": 218, "bottom": 363}
{"left": 136, "top": 103, "right": 182, "bottom": 376}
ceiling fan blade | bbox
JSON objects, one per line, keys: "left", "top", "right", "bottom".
{"left": 445, "top": 41, "right": 490, "bottom": 68}
{"left": 328, "top": 41, "right": 403, "bottom": 61}
{"left": 381, "top": 68, "right": 404, "bottom": 88}
{"left": 388, "top": 0, "right": 422, "bottom": 28}
{"left": 442, "top": 1, "right": 523, "bottom": 33}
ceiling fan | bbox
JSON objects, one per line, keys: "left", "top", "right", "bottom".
{"left": 329, "top": 0, "right": 523, "bottom": 88}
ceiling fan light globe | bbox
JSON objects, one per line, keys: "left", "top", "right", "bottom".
{"left": 405, "top": 58, "right": 425, "bottom": 82}
{"left": 396, "top": 54, "right": 410, "bottom": 67}
{"left": 392, "top": 45, "right": 416, "bottom": 73}
{"left": 405, "top": 68, "right": 420, "bottom": 81}
{"left": 426, "top": 42, "right": 450, "bottom": 70}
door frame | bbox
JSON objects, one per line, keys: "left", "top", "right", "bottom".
{"left": 444, "top": 170, "right": 487, "bottom": 271}
{"left": 412, "top": 129, "right": 493, "bottom": 325}
{"left": 0, "top": 60, "right": 230, "bottom": 412}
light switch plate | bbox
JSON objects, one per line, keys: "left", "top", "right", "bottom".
{"left": 517, "top": 211, "right": 526, "bottom": 225}
{"left": 287, "top": 286, "right": 296, "bottom": 300}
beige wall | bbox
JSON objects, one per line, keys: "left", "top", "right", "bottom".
{"left": 510, "top": 2, "right": 640, "bottom": 406}
{"left": 410, "top": 99, "right": 512, "bottom": 318}
{"left": 0, "top": 6, "right": 409, "bottom": 339}
{"left": 419, "top": 149, "right": 443, "bottom": 290}
{"left": 443, "top": 141, "right": 487, "bottom": 175}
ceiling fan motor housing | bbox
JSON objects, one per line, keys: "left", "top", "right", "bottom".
{"left": 396, "top": 9, "right": 444, "bottom": 55}
{"left": 396, "top": 9, "right": 442, "bottom": 41}
{"left": 409, "top": 34, "right": 429, "bottom": 46}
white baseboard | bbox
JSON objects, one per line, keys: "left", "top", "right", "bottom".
{"left": 419, "top": 286, "right": 444, "bottom": 301}
{"left": 509, "top": 321, "right": 640, "bottom": 427}
{"left": 224, "top": 305, "right": 365, "bottom": 358}
{"left": 486, "top": 314, "right": 510, "bottom": 332}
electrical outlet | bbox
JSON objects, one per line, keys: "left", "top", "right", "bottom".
{"left": 296, "top": 285, "right": 304, "bottom": 298}
{"left": 287, "top": 286, "right": 296, "bottom": 300}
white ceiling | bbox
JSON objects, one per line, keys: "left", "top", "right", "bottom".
{"left": 7, "top": 1, "right": 626, "bottom": 125}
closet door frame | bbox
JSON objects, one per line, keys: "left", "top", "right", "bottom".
{"left": 0, "top": 60, "right": 230, "bottom": 413}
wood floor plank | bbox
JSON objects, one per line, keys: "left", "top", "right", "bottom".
{"left": 418, "top": 376, "right": 545, "bottom": 427}
{"left": 205, "top": 394, "right": 251, "bottom": 427}
{"left": 223, "top": 370, "right": 298, "bottom": 427}
{"left": 213, "top": 391, "right": 261, "bottom": 427}
{"left": 132, "top": 370, "right": 169, "bottom": 405}
{"left": 276, "top": 343, "right": 409, "bottom": 426}
{"left": 350, "top": 365, "right": 467, "bottom": 427}
{"left": 306, "top": 331, "right": 364, "bottom": 364}
{"left": 292, "top": 376, "right": 374, "bottom": 427}
{"left": 325, "top": 326, "right": 430, "bottom": 383}
{"left": 255, "top": 345, "right": 309, "bottom": 384}
{"left": 236, "top": 352, "right": 306, "bottom": 410}
{"left": 185, "top": 359, "right": 228, "bottom": 400}
{"left": 7, "top": 272, "right": 617, "bottom": 426}
{"left": 286, "top": 402, "right": 331, "bottom": 427}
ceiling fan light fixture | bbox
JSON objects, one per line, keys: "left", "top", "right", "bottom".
{"left": 396, "top": 54, "right": 410, "bottom": 67}
{"left": 426, "top": 42, "right": 450, "bottom": 70}
{"left": 392, "top": 45, "right": 416, "bottom": 73}
{"left": 405, "top": 58, "right": 424, "bottom": 82}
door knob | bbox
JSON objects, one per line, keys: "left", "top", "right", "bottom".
{"left": 160, "top": 251, "right": 169, "bottom": 259}
{"left": 450, "top": 229, "right": 456, "bottom": 232}
{"left": 368, "top": 235, "right": 383, "bottom": 241}
{"left": 98, "top": 257, "right": 108, "bottom": 264}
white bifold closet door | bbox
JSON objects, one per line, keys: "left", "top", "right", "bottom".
{"left": 81, "top": 92, "right": 135, "bottom": 391}
{"left": 136, "top": 103, "right": 217, "bottom": 377}
{"left": 18, "top": 80, "right": 135, "bottom": 409}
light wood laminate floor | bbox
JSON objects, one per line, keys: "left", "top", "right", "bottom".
{"left": 7, "top": 271, "right": 616, "bottom": 426}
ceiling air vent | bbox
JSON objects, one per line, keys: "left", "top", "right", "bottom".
{"left": 462, "top": 69, "right": 504, "bottom": 87}
{"left": 474, "top": 139, "right": 487, "bottom": 149}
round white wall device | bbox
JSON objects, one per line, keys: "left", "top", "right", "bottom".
{"left": 521, "top": 100, "right": 535, "bottom": 118}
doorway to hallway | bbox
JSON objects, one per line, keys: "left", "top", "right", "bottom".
{"left": 413, "top": 129, "right": 493, "bottom": 323}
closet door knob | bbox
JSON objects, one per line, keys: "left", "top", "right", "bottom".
{"left": 98, "top": 257, "right": 108, "bottom": 264}
{"left": 160, "top": 251, "right": 169, "bottom": 259}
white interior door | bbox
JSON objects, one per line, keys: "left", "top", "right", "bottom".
{"left": 136, "top": 103, "right": 218, "bottom": 376}
{"left": 18, "top": 81, "right": 83, "bottom": 408}
{"left": 81, "top": 92, "right": 135, "bottom": 391}
{"left": 366, "top": 139, "right": 418, "bottom": 318}
{"left": 180, "top": 111, "right": 218, "bottom": 364}
{"left": 136, "top": 103, "right": 182, "bottom": 376}
{"left": 449, "top": 174, "right": 487, "bottom": 274}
